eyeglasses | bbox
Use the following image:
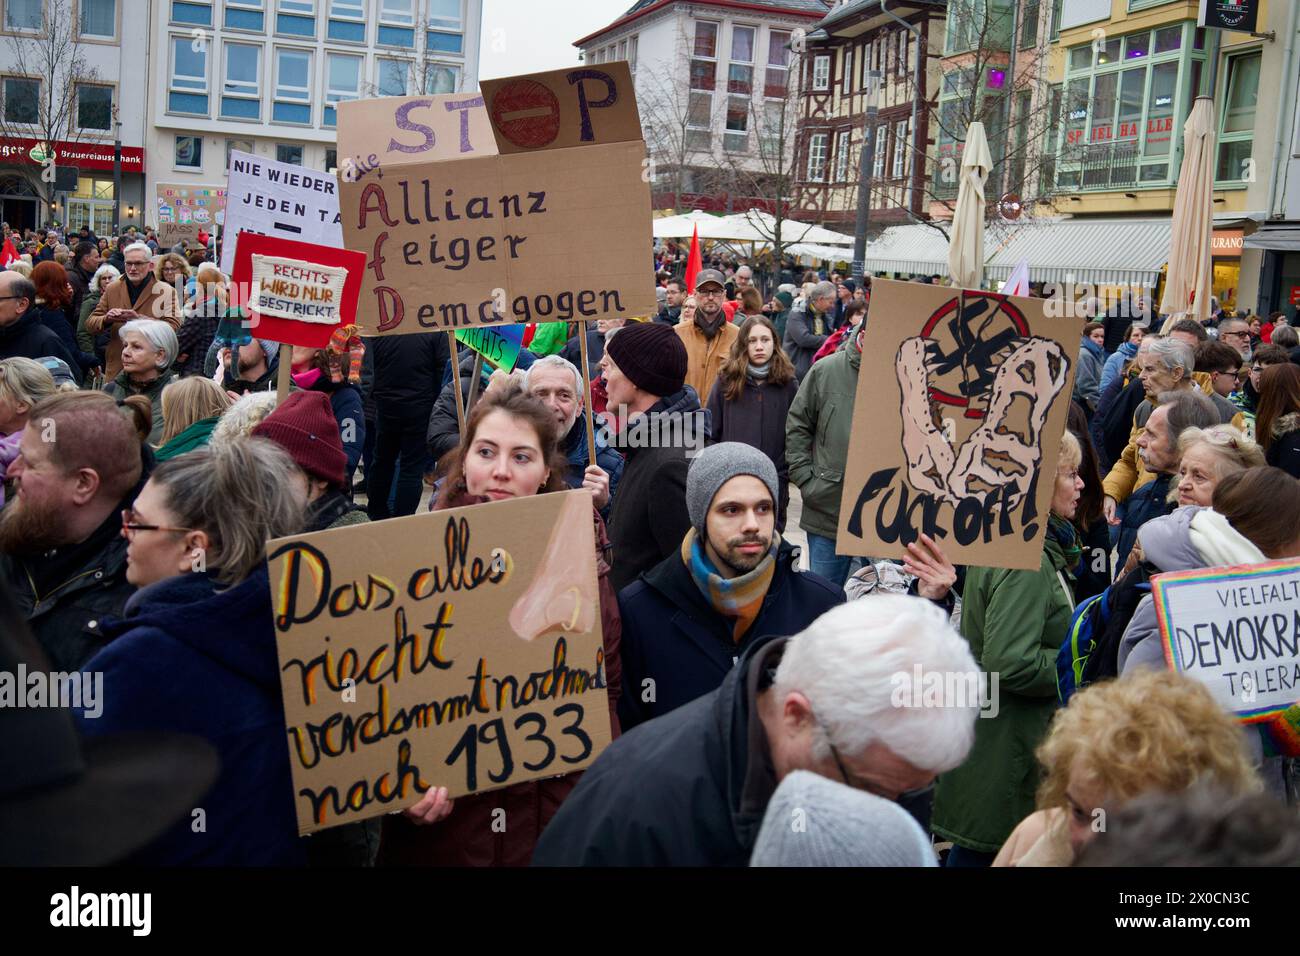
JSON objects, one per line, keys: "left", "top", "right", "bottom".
{"left": 816, "top": 713, "right": 936, "bottom": 803}
{"left": 697, "top": 288, "right": 726, "bottom": 298}
{"left": 124, "top": 260, "right": 150, "bottom": 269}
{"left": 121, "top": 509, "right": 193, "bottom": 538}
{"left": 0, "top": 295, "right": 24, "bottom": 301}
{"left": 1221, "top": 330, "right": 1250, "bottom": 340}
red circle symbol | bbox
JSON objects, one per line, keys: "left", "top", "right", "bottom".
{"left": 920, "top": 292, "right": 1030, "bottom": 419}
{"left": 490, "top": 79, "right": 561, "bottom": 149}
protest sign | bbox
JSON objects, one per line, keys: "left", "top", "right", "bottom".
{"left": 231, "top": 233, "right": 364, "bottom": 348}
{"left": 480, "top": 62, "right": 645, "bottom": 154}
{"left": 1152, "top": 558, "right": 1300, "bottom": 724}
{"left": 336, "top": 93, "right": 498, "bottom": 175}
{"left": 221, "top": 150, "right": 343, "bottom": 275}
{"left": 267, "top": 489, "right": 614, "bottom": 834}
{"left": 836, "top": 279, "right": 1078, "bottom": 570}
{"left": 455, "top": 322, "right": 525, "bottom": 372}
{"left": 337, "top": 63, "right": 654, "bottom": 334}
{"left": 156, "top": 182, "right": 225, "bottom": 246}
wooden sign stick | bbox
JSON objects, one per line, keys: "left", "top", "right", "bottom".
{"left": 447, "top": 331, "right": 467, "bottom": 439}
{"left": 577, "top": 319, "right": 597, "bottom": 465}
{"left": 464, "top": 352, "right": 485, "bottom": 414}
{"left": 276, "top": 344, "right": 292, "bottom": 401}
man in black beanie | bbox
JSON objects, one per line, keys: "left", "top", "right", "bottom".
{"left": 600, "top": 321, "right": 711, "bottom": 592}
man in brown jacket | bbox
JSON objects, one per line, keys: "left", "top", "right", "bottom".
{"left": 675, "top": 268, "right": 738, "bottom": 400}
{"left": 84, "top": 241, "right": 180, "bottom": 378}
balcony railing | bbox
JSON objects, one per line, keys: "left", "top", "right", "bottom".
{"left": 1077, "top": 140, "right": 1140, "bottom": 190}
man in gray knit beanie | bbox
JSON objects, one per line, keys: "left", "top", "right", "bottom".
{"left": 686, "top": 441, "right": 779, "bottom": 537}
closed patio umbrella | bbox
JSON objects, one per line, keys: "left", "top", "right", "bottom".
{"left": 947, "top": 121, "right": 993, "bottom": 289}
{"left": 1159, "top": 96, "right": 1216, "bottom": 324}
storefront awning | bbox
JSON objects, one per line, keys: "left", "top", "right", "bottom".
{"left": 861, "top": 224, "right": 953, "bottom": 276}
{"left": 1244, "top": 223, "right": 1300, "bottom": 252}
{"left": 983, "top": 218, "right": 1172, "bottom": 286}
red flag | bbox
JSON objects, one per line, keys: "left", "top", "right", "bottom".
{"left": 685, "top": 224, "right": 702, "bottom": 294}
{"left": 0, "top": 237, "right": 17, "bottom": 267}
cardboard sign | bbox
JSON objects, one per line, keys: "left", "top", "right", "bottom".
{"left": 336, "top": 94, "right": 498, "bottom": 174}
{"left": 156, "top": 182, "right": 226, "bottom": 246}
{"left": 480, "top": 62, "right": 644, "bottom": 154}
{"left": 266, "top": 490, "right": 614, "bottom": 834}
{"left": 221, "top": 150, "right": 343, "bottom": 275}
{"left": 338, "top": 65, "right": 654, "bottom": 334}
{"left": 836, "top": 280, "right": 1078, "bottom": 570}
{"left": 231, "top": 233, "right": 364, "bottom": 348}
{"left": 455, "top": 322, "right": 525, "bottom": 372}
{"left": 1152, "top": 558, "right": 1300, "bottom": 721}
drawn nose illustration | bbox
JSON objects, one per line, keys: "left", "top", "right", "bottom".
{"left": 508, "top": 492, "right": 598, "bottom": 641}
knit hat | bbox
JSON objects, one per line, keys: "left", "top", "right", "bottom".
{"left": 604, "top": 321, "right": 687, "bottom": 397}
{"left": 686, "top": 441, "right": 779, "bottom": 535}
{"left": 749, "top": 771, "right": 937, "bottom": 867}
{"left": 775, "top": 290, "right": 793, "bottom": 310}
{"left": 251, "top": 389, "right": 346, "bottom": 487}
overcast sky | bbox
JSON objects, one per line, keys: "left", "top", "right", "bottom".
{"left": 478, "top": 0, "right": 632, "bottom": 80}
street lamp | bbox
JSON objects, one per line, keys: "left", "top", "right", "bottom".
{"left": 851, "top": 69, "right": 883, "bottom": 283}
{"left": 113, "top": 108, "right": 122, "bottom": 238}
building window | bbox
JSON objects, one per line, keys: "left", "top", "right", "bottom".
{"left": 843, "top": 48, "right": 853, "bottom": 95}
{"left": 422, "top": 63, "right": 459, "bottom": 94}
{"left": 426, "top": 30, "right": 462, "bottom": 53}
{"left": 327, "top": 0, "right": 363, "bottom": 41}
{"left": 832, "top": 130, "right": 850, "bottom": 182}
{"left": 617, "top": 39, "right": 626, "bottom": 61}
{"left": 1217, "top": 51, "right": 1260, "bottom": 183}
{"left": 276, "top": 143, "right": 303, "bottom": 165}
{"left": 872, "top": 124, "right": 887, "bottom": 178}
{"left": 629, "top": 35, "right": 638, "bottom": 73}
{"left": 225, "top": 0, "right": 264, "bottom": 32}
{"left": 892, "top": 118, "right": 908, "bottom": 178}
{"left": 377, "top": 58, "right": 408, "bottom": 96}
{"left": 378, "top": 0, "right": 414, "bottom": 46}
{"left": 724, "top": 96, "right": 748, "bottom": 153}
{"left": 727, "top": 24, "right": 754, "bottom": 96}
{"left": 1020, "top": 0, "right": 1039, "bottom": 49}
{"left": 273, "top": 47, "right": 311, "bottom": 123}
{"left": 220, "top": 42, "right": 260, "bottom": 120}
{"left": 76, "top": 84, "right": 112, "bottom": 130}
{"left": 812, "top": 54, "right": 830, "bottom": 91}
{"left": 175, "top": 135, "right": 203, "bottom": 169}
{"left": 324, "top": 147, "right": 336, "bottom": 171}
{"left": 226, "top": 138, "right": 253, "bottom": 171}
{"left": 80, "top": 0, "right": 115, "bottom": 38}
{"left": 806, "top": 132, "right": 828, "bottom": 180}
{"left": 169, "top": 35, "right": 209, "bottom": 114}
{"left": 324, "top": 52, "right": 361, "bottom": 126}
{"left": 171, "top": 0, "right": 211, "bottom": 26}
{"left": 3, "top": 77, "right": 38, "bottom": 124}
{"left": 764, "top": 30, "right": 789, "bottom": 98}
{"left": 4, "top": 0, "right": 41, "bottom": 30}
{"left": 691, "top": 20, "right": 718, "bottom": 92}
{"left": 277, "top": 0, "right": 314, "bottom": 37}
{"left": 427, "top": 0, "right": 460, "bottom": 29}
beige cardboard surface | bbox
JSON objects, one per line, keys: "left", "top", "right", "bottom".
{"left": 336, "top": 93, "right": 498, "bottom": 172}
{"left": 481, "top": 61, "right": 642, "bottom": 154}
{"left": 267, "top": 489, "right": 613, "bottom": 834}
{"left": 836, "top": 280, "right": 1078, "bottom": 570}
{"left": 339, "top": 139, "right": 654, "bottom": 333}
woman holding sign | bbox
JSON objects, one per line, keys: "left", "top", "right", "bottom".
{"left": 923, "top": 431, "right": 1086, "bottom": 867}
{"left": 378, "top": 383, "right": 622, "bottom": 867}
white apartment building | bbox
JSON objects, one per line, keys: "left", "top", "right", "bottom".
{"left": 0, "top": 0, "right": 149, "bottom": 233}
{"left": 145, "top": 0, "right": 481, "bottom": 225}
{"left": 575, "top": 0, "right": 830, "bottom": 212}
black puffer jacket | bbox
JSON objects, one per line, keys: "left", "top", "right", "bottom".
{"left": 370, "top": 332, "right": 448, "bottom": 413}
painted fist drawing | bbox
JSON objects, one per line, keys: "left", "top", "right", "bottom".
{"left": 896, "top": 292, "right": 1070, "bottom": 510}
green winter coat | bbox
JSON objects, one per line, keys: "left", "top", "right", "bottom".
{"left": 154, "top": 415, "right": 219, "bottom": 461}
{"left": 931, "top": 519, "right": 1079, "bottom": 854}
{"left": 784, "top": 340, "right": 860, "bottom": 538}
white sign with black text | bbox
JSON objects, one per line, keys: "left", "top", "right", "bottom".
{"left": 221, "top": 150, "right": 342, "bottom": 274}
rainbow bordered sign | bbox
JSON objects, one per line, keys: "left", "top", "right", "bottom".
{"left": 1152, "top": 557, "right": 1300, "bottom": 754}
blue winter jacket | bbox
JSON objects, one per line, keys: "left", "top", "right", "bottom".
{"left": 76, "top": 568, "right": 307, "bottom": 866}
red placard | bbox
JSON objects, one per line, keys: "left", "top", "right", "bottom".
{"left": 231, "top": 233, "right": 365, "bottom": 349}
{"left": 1290, "top": 286, "right": 1300, "bottom": 307}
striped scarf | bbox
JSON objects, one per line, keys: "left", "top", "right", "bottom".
{"left": 680, "top": 527, "right": 779, "bottom": 643}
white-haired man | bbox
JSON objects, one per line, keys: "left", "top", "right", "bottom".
{"left": 85, "top": 241, "right": 180, "bottom": 379}
{"left": 532, "top": 596, "right": 980, "bottom": 866}
{"left": 522, "top": 353, "right": 622, "bottom": 517}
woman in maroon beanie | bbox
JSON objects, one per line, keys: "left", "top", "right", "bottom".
{"left": 376, "top": 382, "right": 622, "bottom": 867}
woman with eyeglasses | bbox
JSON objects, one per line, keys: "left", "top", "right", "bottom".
{"left": 77, "top": 437, "right": 308, "bottom": 864}
{"left": 1256, "top": 363, "right": 1300, "bottom": 480}
{"left": 1170, "top": 424, "right": 1263, "bottom": 510}
{"left": 923, "top": 431, "right": 1086, "bottom": 867}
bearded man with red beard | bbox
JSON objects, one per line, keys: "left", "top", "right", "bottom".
{"left": 0, "top": 391, "right": 145, "bottom": 670}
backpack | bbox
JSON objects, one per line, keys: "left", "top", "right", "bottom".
{"left": 1056, "top": 562, "right": 1153, "bottom": 704}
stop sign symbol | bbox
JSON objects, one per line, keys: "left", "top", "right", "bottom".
{"left": 491, "top": 79, "right": 561, "bottom": 149}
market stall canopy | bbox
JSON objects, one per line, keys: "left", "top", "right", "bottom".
{"left": 787, "top": 242, "right": 855, "bottom": 261}
{"left": 984, "top": 218, "right": 1173, "bottom": 286}
{"left": 652, "top": 209, "right": 733, "bottom": 239}
{"left": 718, "top": 209, "right": 856, "bottom": 246}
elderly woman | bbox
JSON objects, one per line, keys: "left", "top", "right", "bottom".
{"left": 1170, "top": 424, "right": 1264, "bottom": 509}
{"left": 994, "top": 670, "right": 1259, "bottom": 866}
{"left": 102, "top": 318, "right": 179, "bottom": 444}
{"left": 926, "top": 431, "right": 1086, "bottom": 866}
{"left": 77, "top": 262, "right": 120, "bottom": 361}
{"left": 85, "top": 241, "right": 181, "bottom": 379}
{"left": 0, "top": 357, "right": 58, "bottom": 505}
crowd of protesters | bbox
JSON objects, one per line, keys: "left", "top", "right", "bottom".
{"left": 5, "top": 225, "right": 1300, "bottom": 869}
